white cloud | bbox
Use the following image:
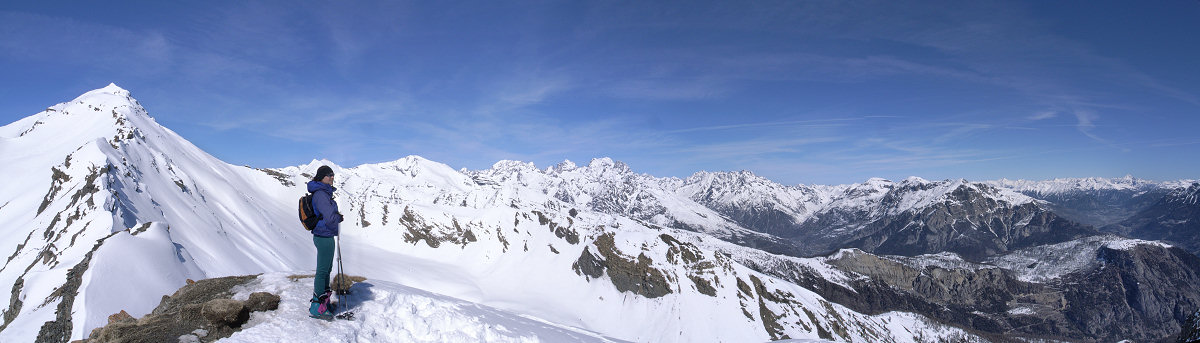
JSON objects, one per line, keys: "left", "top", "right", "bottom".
{"left": 1029, "top": 111, "right": 1057, "bottom": 120}
{"left": 672, "top": 136, "right": 843, "bottom": 158}
{"left": 1073, "top": 109, "right": 1102, "bottom": 142}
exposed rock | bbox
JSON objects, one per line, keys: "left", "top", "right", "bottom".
{"left": 37, "top": 214, "right": 123, "bottom": 343}
{"left": 149, "top": 275, "right": 257, "bottom": 317}
{"left": 1181, "top": 309, "right": 1200, "bottom": 343}
{"left": 798, "top": 240, "right": 1200, "bottom": 342}
{"left": 840, "top": 194, "right": 1096, "bottom": 261}
{"left": 571, "top": 247, "right": 605, "bottom": 279}
{"left": 750, "top": 275, "right": 790, "bottom": 341}
{"left": 84, "top": 275, "right": 276, "bottom": 343}
{"left": 245, "top": 292, "right": 280, "bottom": 313}
{"left": 398, "top": 207, "right": 477, "bottom": 248}
{"left": 1057, "top": 245, "right": 1200, "bottom": 341}
{"left": 200, "top": 299, "right": 247, "bottom": 327}
{"left": 660, "top": 234, "right": 723, "bottom": 297}
{"left": 107, "top": 310, "right": 133, "bottom": 324}
{"left": 256, "top": 168, "right": 295, "bottom": 187}
{"left": 571, "top": 233, "right": 671, "bottom": 298}
{"left": 826, "top": 250, "right": 1032, "bottom": 313}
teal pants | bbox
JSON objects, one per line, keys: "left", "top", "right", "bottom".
{"left": 313, "top": 235, "right": 335, "bottom": 296}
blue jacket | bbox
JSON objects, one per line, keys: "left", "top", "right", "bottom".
{"left": 307, "top": 180, "right": 342, "bottom": 237}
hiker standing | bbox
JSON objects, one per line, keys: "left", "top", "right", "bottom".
{"left": 307, "top": 165, "right": 343, "bottom": 318}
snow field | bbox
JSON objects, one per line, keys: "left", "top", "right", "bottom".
{"left": 221, "top": 273, "right": 622, "bottom": 343}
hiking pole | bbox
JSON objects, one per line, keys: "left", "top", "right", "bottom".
{"left": 336, "top": 235, "right": 348, "bottom": 295}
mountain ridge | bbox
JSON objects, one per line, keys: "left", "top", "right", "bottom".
{"left": 0, "top": 85, "right": 311, "bottom": 341}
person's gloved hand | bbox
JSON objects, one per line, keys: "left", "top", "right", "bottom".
{"left": 337, "top": 212, "right": 344, "bottom": 223}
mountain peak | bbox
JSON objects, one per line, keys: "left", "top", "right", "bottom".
{"left": 587, "top": 157, "right": 616, "bottom": 168}
{"left": 583, "top": 157, "right": 632, "bottom": 175}
{"left": 298, "top": 159, "right": 339, "bottom": 173}
{"left": 2, "top": 84, "right": 158, "bottom": 150}
{"left": 545, "top": 159, "right": 579, "bottom": 174}
{"left": 71, "top": 84, "right": 139, "bottom": 111}
{"left": 490, "top": 159, "right": 538, "bottom": 172}
{"left": 85, "top": 83, "right": 131, "bottom": 97}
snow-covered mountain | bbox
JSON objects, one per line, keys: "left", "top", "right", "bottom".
{"left": 2, "top": 85, "right": 1197, "bottom": 342}
{"left": 0, "top": 86, "right": 988, "bottom": 342}
{"left": 680, "top": 173, "right": 1094, "bottom": 260}
{"left": 452, "top": 162, "right": 1102, "bottom": 260}
{"left": 985, "top": 177, "right": 1200, "bottom": 256}
{"left": 985, "top": 176, "right": 1193, "bottom": 228}
{"left": 986, "top": 175, "right": 1193, "bottom": 195}
{"left": 0, "top": 85, "right": 312, "bottom": 342}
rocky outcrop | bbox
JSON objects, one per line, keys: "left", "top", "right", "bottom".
{"left": 572, "top": 233, "right": 672, "bottom": 298}
{"left": 82, "top": 275, "right": 280, "bottom": 343}
{"left": 795, "top": 240, "right": 1200, "bottom": 342}
{"left": 843, "top": 200, "right": 1096, "bottom": 261}
{"left": 825, "top": 251, "right": 1034, "bottom": 314}
{"left": 1057, "top": 244, "right": 1200, "bottom": 340}
{"left": 397, "top": 206, "right": 478, "bottom": 248}
{"left": 1181, "top": 309, "right": 1200, "bottom": 343}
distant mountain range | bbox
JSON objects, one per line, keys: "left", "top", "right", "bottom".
{"left": 1, "top": 85, "right": 1197, "bottom": 342}
{"left": 1108, "top": 182, "right": 1200, "bottom": 255}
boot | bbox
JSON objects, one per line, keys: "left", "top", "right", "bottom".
{"left": 309, "top": 291, "right": 334, "bottom": 319}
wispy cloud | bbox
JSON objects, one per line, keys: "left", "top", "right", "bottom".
{"left": 851, "top": 151, "right": 1009, "bottom": 170}
{"left": 0, "top": 11, "right": 172, "bottom": 75}
{"left": 1029, "top": 111, "right": 1058, "bottom": 120}
{"left": 666, "top": 118, "right": 858, "bottom": 134}
{"left": 603, "top": 77, "right": 729, "bottom": 101}
{"left": 934, "top": 123, "right": 994, "bottom": 143}
{"left": 483, "top": 74, "right": 573, "bottom": 110}
{"left": 672, "top": 136, "right": 843, "bottom": 158}
{"left": 1073, "top": 109, "right": 1102, "bottom": 142}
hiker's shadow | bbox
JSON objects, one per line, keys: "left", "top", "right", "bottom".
{"left": 336, "top": 281, "right": 375, "bottom": 313}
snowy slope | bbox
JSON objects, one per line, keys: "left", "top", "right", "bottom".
{"left": 0, "top": 85, "right": 981, "bottom": 342}
{"left": 986, "top": 235, "right": 1171, "bottom": 283}
{"left": 0, "top": 85, "right": 311, "bottom": 342}
{"left": 465, "top": 159, "right": 783, "bottom": 242}
{"left": 222, "top": 273, "right": 626, "bottom": 343}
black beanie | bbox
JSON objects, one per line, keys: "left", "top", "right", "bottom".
{"left": 313, "top": 165, "right": 335, "bottom": 182}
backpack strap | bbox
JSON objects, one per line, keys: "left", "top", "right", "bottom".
{"left": 310, "top": 191, "right": 322, "bottom": 219}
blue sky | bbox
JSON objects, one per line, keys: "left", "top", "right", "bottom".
{"left": 2, "top": 1, "right": 1198, "bottom": 185}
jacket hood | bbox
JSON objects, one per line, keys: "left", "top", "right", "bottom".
{"left": 307, "top": 180, "right": 336, "bottom": 193}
